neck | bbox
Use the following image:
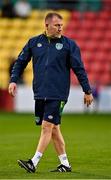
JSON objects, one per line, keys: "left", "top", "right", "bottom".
{"left": 45, "top": 31, "right": 61, "bottom": 38}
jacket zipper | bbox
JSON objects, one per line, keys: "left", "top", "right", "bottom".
{"left": 45, "top": 38, "right": 50, "bottom": 67}
{"left": 45, "top": 46, "right": 49, "bottom": 67}
{"left": 44, "top": 38, "right": 50, "bottom": 100}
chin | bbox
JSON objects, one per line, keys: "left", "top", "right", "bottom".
{"left": 56, "top": 34, "right": 61, "bottom": 37}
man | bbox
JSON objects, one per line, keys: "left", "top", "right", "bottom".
{"left": 8, "top": 12, "right": 93, "bottom": 173}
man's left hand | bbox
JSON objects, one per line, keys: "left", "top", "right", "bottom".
{"left": 84, "top": 93, "right": 93, "bottom": 107}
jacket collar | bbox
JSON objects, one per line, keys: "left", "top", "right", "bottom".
{"left": 43, "top": 32, "right": 63, "bottom": 43}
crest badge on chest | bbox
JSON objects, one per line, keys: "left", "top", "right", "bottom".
{"left": 55, "top": 43, "right": 63, "bottom": 50}
{"left": 37, "top": 43, "right": 42, "bottom": 47}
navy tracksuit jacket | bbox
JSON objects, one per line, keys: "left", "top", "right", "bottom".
{"left": 10, "top": 34, "right": 91, "bottom": 100}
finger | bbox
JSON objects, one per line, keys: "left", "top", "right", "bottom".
{"left": 12, "top": 87, "right": 16, "bottom": 97}
{"left": 9, "top": 87, "right": 15, "bottom": 97}
{"left": 87, "top": 102, "right": 89, "bottom": 107}
{"left": 86, "top": 100, "right": 92, "bottom": 107}
{"left": 8, "top": 87, "right": 12, "bottom": 95}
{"left": 84, "top": 98, "right": 86, "bottom": 104}
{"left": 9, "top": 89, "right": 14, "bottom": 97}
{"left": 11, "top": 90, "right": 15, "bottom": 97}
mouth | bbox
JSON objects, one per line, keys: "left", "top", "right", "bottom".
{"left": 58, "top": 31, "right": 62, "bottom": 34}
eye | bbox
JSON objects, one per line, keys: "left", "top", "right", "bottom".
{"left": 54, "top": 24, "right": 63, "bottom": 27}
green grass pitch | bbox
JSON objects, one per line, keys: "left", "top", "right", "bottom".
{"left": 0, "top": 112, "right": 111, "bottom": 179}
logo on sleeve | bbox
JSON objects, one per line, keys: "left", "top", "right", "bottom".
{"left": 48, "top": 115, "right": 53, "bottom": 120}
{"left": 37, "top": 43, "right": 42, "bottom": 47}
{"left": 55, "top": 43, "right": 63, "bottom": 50}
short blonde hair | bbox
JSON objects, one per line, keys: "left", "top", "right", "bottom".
{"left": 45, "top": 12, "right": 63, "bottom": 22}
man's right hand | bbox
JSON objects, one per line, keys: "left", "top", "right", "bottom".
{"left": 8, "top": 82, "right": 17, "bottom": 97}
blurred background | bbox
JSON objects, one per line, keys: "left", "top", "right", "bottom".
{"left": 0, "top": 0, "right": 111, "bottom": 113}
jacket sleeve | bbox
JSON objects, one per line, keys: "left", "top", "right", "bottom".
{"left": 10, "top": 40, "right": 32, "bottom": 83}
{"left": 70, "top": 41, "right": 91, "bottom": 93}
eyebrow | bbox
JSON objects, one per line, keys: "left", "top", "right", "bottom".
{"left": 54, "top": 23, "right": 63, "bottom": 26}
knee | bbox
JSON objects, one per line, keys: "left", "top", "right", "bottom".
{"left": 41, "top": 121, "right": 53, "bottom": 135}
{"left": 52, "top": 126, "right": 65, "bottom": 146}
{"left": 52, "top": 126, "right": 58, "bottom": 138}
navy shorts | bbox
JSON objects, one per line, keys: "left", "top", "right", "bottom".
{"left": 35, "top": 99, "right": 66, "bottom": 125}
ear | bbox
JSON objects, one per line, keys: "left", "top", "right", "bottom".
{"left": 45, "top": 24, "right": 49, "bottom": 30}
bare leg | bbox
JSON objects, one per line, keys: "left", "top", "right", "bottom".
{"left": 52, "top": 125, "right": 70, "bottom": 167}
{"left": 52, "top": 125, "right": 66, "bottom": 155}
{"left": 37, "top": 120, "right": 54, "bottom": 153}
{"left": 18, "top": 120, "right": 54, "bottom": 169}
{"left": 31, "top": 120, "right": 54, "bottom": 167}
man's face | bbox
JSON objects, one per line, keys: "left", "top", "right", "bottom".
{"left": 45, "top": 16, "right": 63, "bottom": 38}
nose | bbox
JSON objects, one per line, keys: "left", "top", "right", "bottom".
{"left": 58, "top": 26, "right": 62, "bottom": 31}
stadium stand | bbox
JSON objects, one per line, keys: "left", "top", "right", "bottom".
{"left": 0, "top": 0, "right": 111, "bottom": 112}
{"left": 64, "top": 9, "right": 111, "bottom": 86}
{"left": 0, "top": 1, "right": 111, "bottom": 90}
{"left": 0, "top": 9, "right": 70, "bottom": 89}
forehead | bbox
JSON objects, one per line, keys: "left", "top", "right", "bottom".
{"left": 50, "top": 16, "right": 63, "bottom": 24}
